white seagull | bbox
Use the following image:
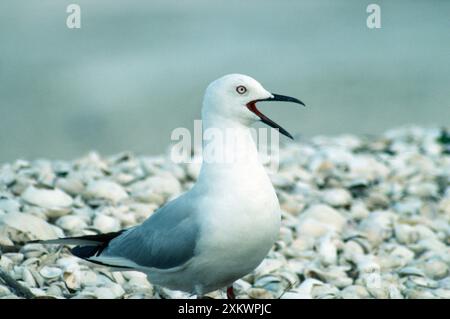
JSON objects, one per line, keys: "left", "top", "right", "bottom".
{"left": 35, "top": 74, "right": 304, "bottom": 298}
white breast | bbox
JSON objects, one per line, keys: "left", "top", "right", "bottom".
{"left": 191, "top": 160, "right": 281, "bottom": 289}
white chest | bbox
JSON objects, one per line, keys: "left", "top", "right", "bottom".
{"left": 195, "top": 167, "right": 281, "bottom": 270}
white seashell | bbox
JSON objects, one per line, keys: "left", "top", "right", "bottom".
{"left": 407, "top": 182, "right": 438, "bottom": 198}
{"left": 131, "top": 173, "right": 181, "bottom": 198}
{"left": 233, "top": 278, "right": 252, "bottom": 292}
{"left": 254, "top": 275, "right": 284, "bottom": 294}
{"left": 29, "top": 287, "right": 46, "bottom": 297}
{"left": 79, "top": 270, "right": 98, "bottom": 287}
{"left": 387, "top": 284, "right": 404, "bottom": 299}
{"left": 0, "top": 165, "right": 15, "bottom": 186}
{"left": 46, "top": 284, "right": 64, "bottom": 297}
{"left": 339, "top": 285, "right": 371, "bottom": 299}
{"left": 163, "top": 162, "right": 186, "bottom": 182}
{"left": 349, "top": 201, "right": 369, "bottom": 221}
{"left": 398, "top": 266, "right": 426, "bottom": 277}
{"left": 412, "top": 238, "right": 447, "bottom": 255}
{"left": 72, "top": 290, "right": 97, "bottom": 299}
{"left": 131, "top": 189, "right": 165, "bottom": 205}
{"left": 55, "top": 176, "right": 84, "bottom": 196}
{"left": 393, "top": 198, "right": 423, "bottom": 215}
{"left": 22, "top": 186, "right": 73, "bottom": 215}
{"left": 75, "top": 152, "right": 109, "bottom": 172}
{"left": 247, "top": 288, "right": 274, "bottom": 299}
{"left": 305, "top": 266, "right": 353, "bottom": 289}
{"left": 317, "top": 234, "right": 338, "bottom": 266}
{"left": 348, "top": 156, "right": 389, "bottom": 181}
{"left": 29, "top": 268, "right": 45, "bottom": 287}
{"left": 56, "top": 215, "right": 88, "bottom": 233}
{"left": 416, "top": 224, "right": 439, "bottom": 239}
{"left": 2, "top": 253, "right": 24, "bottom": 264}
{"left": 365, "top": 192, "right": 390, "bottom": 210}
{"left": 21, "top": 257, "right": 41, "bottom": 268}
{"left": 10, "top": 175, "right": 34, "bottom": 196}
{"left": 286, "top": 237, "right": 314, "bottom": 257}
{"left": 22, "top": 243, "right": 47, "bottom": 259}
{"left": 0, "top": 198, "right": 20, "bottom": 213}
{"left": 270, "top": 175, "right": 292, "bottom": 189}
{"left": 86, "top": 287, "right": 118, "bottom": 299}
{"left": 322, "top": 188, "right": 352, "bottom": 207}
{"left": 72, "top": 207, "right": 95, "bottom": 222}
{"left": 21, "top": 267, "right": 37, "bottom": 288}
{"left": 253, "top": 258, "right": 285, "bottom": 278}
{"left": 438, "top": 277, "right": 450, "bottom": 289}
{"left": 157, "top": 287, "right": 192, "bottom": 299}
{"left": 125, "top": 293, "right": 149, "bottom": 299}
{"left": 354, "top": 255, "right": 380, "bottom": 274}
{"left": 278, "top": 226, "right": 294, "bottom": 245}
{"left": 341, "top": 239, "right": 366, "bottom": 263}
{"left": 406, "top": 276, "right": 439, "bottom": 289}
{"left": 40, "top": 266, "right": 62, "bottom": 280}
{"left": 93, "top": 213, "right": 121, "bottom": 233}
{"left": 0, "top": 212, "right": 62, "bottom": 240}
{"left": 279, "top": 193, "right": 305, "bottom": 216}
{"left": 63, "top": 271, "right": 81, "bottom": 290}
{"left": 278, "top": 270, "right": 300, "bottom": 287}
{"left": 104, "top": 282, "right": 125, "bottom": 298}
{"left": 358, "top": 211, "right": 395, "bottom": 246}
{"left": 296, "top": 204, "right": 346, "bottom": 238}
{"left": 364, "top": 281, "right": 387, "bottom": 299}
{"left": 113, "top": 173, "right": 137, "bottom": 185}
{"left": 281, "top": 278, "right": 323, "bottom": 299}
{"left": 403, "top": 288, "right": 437, "bottom": 299}
{"left": 433, "top": 288, "right": 450, "bottom": 299}
{"left": 438, "top": 197, "right": 450, "bottom": 215}
{"left": 421, "top": 257, "right": 448, "bottom": 280}
{"left": 56, "top": 256, "right": 80, "bottom": 271}
{"left": 382, "top": 245, "right": 415, "bottom": 269}
{"left": 0, "top": 285, "right": 12, "bottom": 297}
{"left": 84, "top": 180, "right": 128, "bottom": 203}
{"left": 126, "top": 278, "right": 152, "bottom": 291}
{"left": 394, "top": 224, "right": 419, "bottom": 245}
{"left": 112, "top": 272, "right": 126, "bottom": 285}
{"left": 0, "top": 256, "right": 13, "bottom": 271}
{"left": 311, "top": 283, "right": 340, "bottom": 299}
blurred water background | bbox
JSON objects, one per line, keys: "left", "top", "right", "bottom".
{"left": 0, "top": 0, "right": 449, "bottom": 163}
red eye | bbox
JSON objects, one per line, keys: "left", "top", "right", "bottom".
{"left": 236, "top": 85, "right": 247, "bottom": 94}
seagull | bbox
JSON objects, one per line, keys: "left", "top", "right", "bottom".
{"left": 34, "top": 74, "right": 305, "bottom": 298}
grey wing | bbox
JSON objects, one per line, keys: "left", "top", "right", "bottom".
{"left": 96, "top": 194, "right": 200, "bottom": 270}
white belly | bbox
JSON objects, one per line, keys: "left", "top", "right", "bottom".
{"left": 146, "top": 184, "right": 281, "bottom": 295}
{"left": 146, "top": 144, "right": 282, "bottom": 294}
{"left": 188, "top": 182, "right": 281, "bottom": 293}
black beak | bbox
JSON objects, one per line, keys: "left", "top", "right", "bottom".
{"left": 261, "top": 94, "right": 305, "bottom": 106}
{"left": 247, "top": 93, "right": 305, "bottom": 140}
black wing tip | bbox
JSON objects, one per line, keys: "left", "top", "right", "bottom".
{"left": 71, "top": 245, "right": 101, "bottom": 259}
{"left": 27, "top": 239, "right": 43, "bottom": 244}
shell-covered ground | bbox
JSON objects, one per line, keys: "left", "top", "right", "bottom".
{"left": 0, "top": 126, "right": 449, "bottom": 299}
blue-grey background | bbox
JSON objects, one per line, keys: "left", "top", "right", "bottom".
{"left": 0, "top": 0, "right": 449, "bottom": 163}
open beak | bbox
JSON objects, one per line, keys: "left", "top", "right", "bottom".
{"left": 246, "top": 94, "right": 305, "bottom": 139}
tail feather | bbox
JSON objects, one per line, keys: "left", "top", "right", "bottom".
{"left": 29, "top": 238, "right": 101, "bottom": 246}
{"left": 32, "top": 230, "right": 127, "bottom": 259}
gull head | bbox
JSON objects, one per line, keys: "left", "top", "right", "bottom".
{"left": 202, "top": 74, "right": 304, "bottom": 139}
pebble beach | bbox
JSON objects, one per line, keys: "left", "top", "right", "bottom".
{"left": 0, "top": 126, "right": 449, "bottom": 299}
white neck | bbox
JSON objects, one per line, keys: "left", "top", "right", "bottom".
{"left": 202, "top": 113, "right": 260, "bottom": 164}
{"left": 196, "top": 113, "right": 265, "bottom": 186}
